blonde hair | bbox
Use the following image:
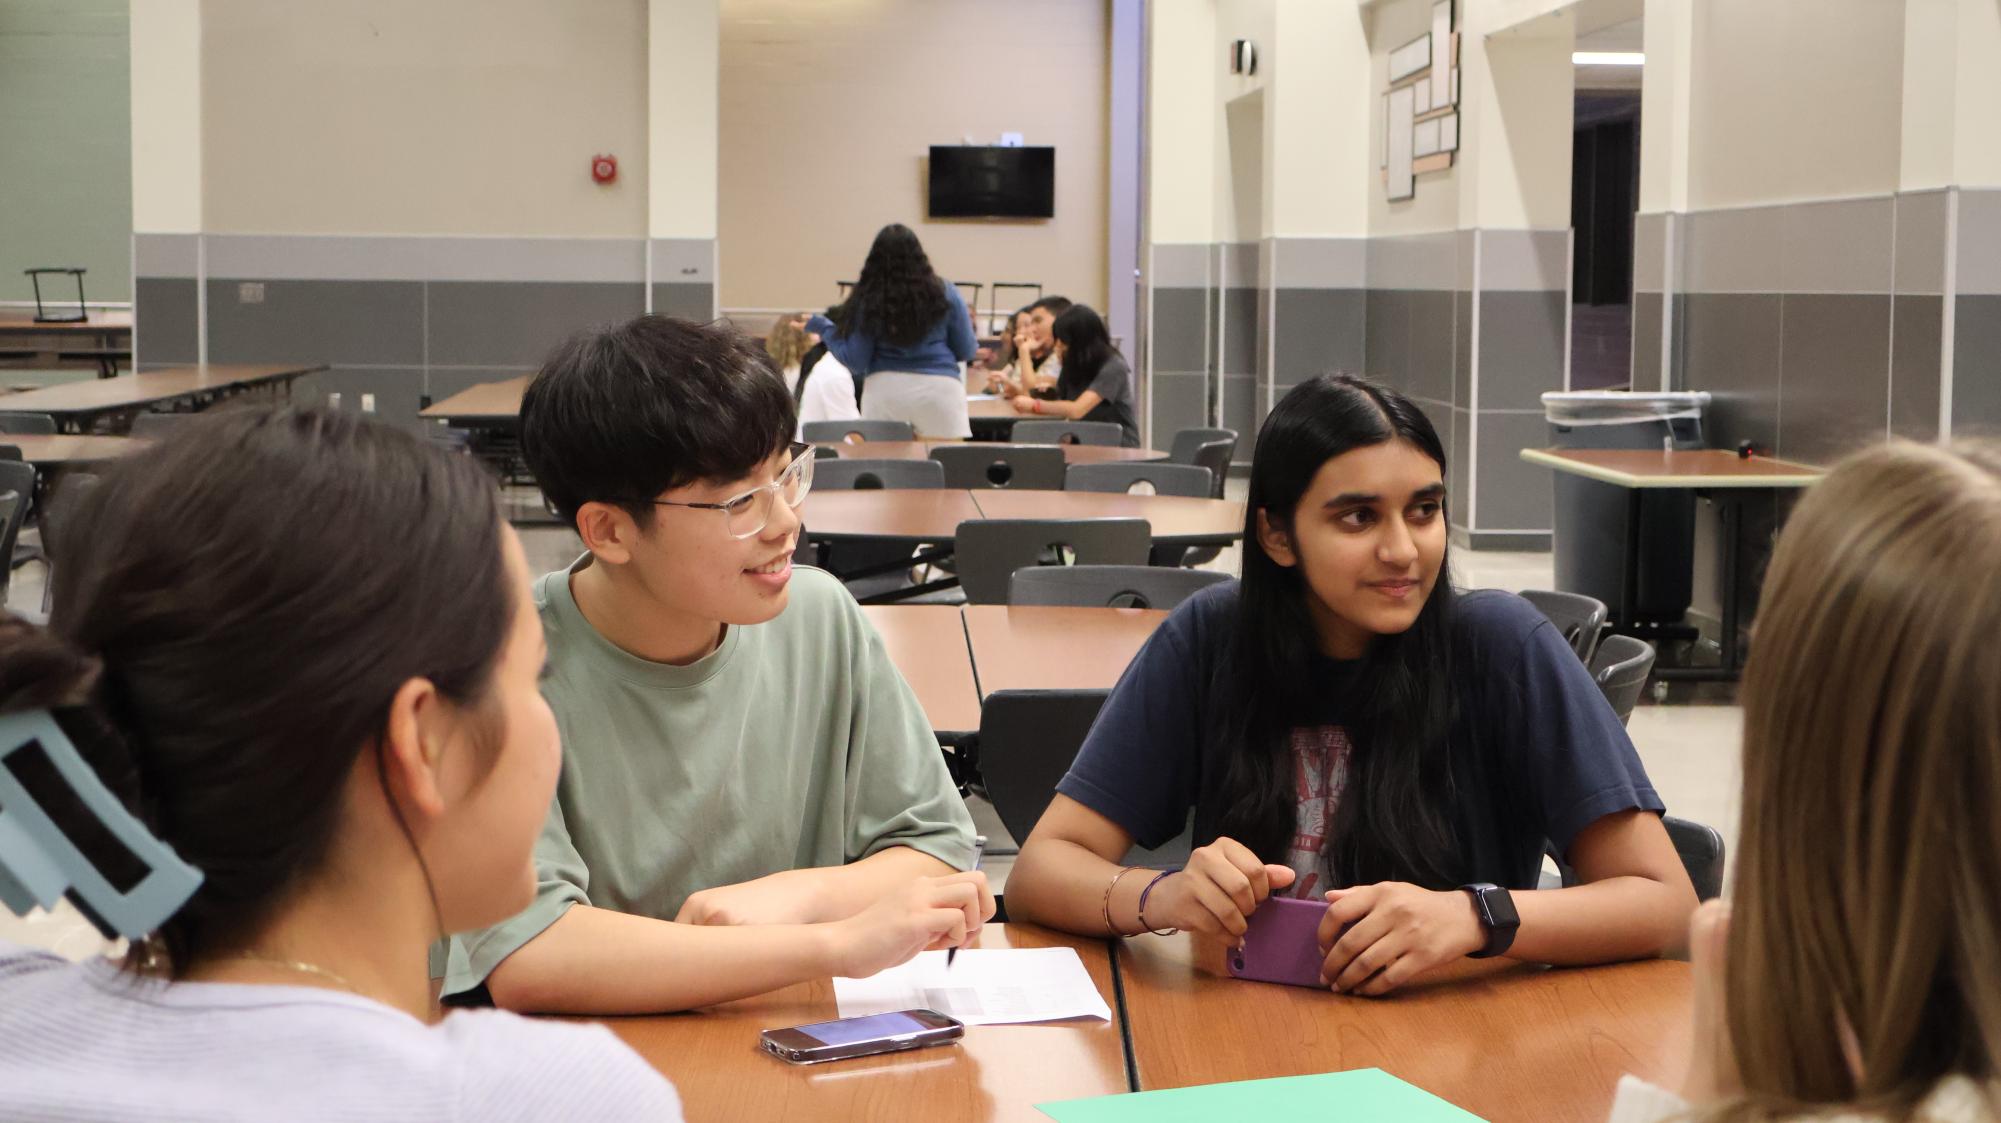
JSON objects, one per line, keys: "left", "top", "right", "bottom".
{"left": 1720, "top": 440, "right": 2001, "bottom": 1120}
{"left": 765, "top": 313, "right": 813, "bottom": 371}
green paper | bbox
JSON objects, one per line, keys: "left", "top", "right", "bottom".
{"left": 1035, "top": 1068, "right": 1486, "bottom": 1122}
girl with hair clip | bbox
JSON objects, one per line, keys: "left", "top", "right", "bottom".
{"left": 767, "top": 311, "right": 857, "bottom": 440}
{"left": 809, "top": 224, "right": 976, "bottom": 438}
{"left": 1612, "top": 440, "right": 2001, "bottom": 1123}
{"left": 1006, "top": 374, "right": 1696, "bottom": 990}
{"left": 0, "top": 407, "right": 680, "bottom": 1121}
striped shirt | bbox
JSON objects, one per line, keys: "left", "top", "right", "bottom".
{"left": 0, "top": 941, "right": 682, "bottom": 1122}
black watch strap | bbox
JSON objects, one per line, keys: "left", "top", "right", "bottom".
{"left": 1461, "top": 883, "right": 1519, "bottom": 959}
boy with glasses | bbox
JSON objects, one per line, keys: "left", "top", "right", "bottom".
{"left": 441, "top": 316, "right": 989, "bottom": 1014}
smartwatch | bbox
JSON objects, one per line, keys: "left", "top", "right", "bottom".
{"left": 1460, "top": 883, "right": 1519, "bottom": 958}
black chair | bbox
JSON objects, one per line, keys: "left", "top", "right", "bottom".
{"left": 811, "top": 444, "right": 840, "bottom": 460}
{"left": 1009, "top": 564, "right": 1230, "bottom": 610}
{"left": 1590, "top": 634, "right": 1656, "bottom": 725}
{"left": 802, "top": 419, "right": 916, "bottom": 444}
{"left": 128, "top": 413, "right": 195, "bottom": 439}
{"left": 1168, "top": 427, "right": 1237, "bottom": 500}
{"left": 1520, "top": 589, "right": 1609, "bottom": 663}
{"left": 0, "top": 489, "right": 23, "bottom": 603}
{"left": 930, "top": 444, "right": 1067, "bottom": 491}
{"left": 815, "top": 458, "right": 946, "bottom": 491}
{"left": 953, "top": 518, "right": 1152, "bottom": 604}
{"left": 0, "top": 412, "right": 57, "bottom": 436}
{"left": 1064, "top": 462, "right": 1213, "bottom": 498}
{"left": 1555, "top": 814, "right": 1725, "bottom": 902}
{"left": 1010, "top": 419, "right": 1124, "bottom": 448}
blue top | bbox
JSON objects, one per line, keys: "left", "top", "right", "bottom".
{"left": 807, "top": 283, "right": 977, "bottom": 379}
{"left": 1055, "top": 583, "right": 1665, "bottom": 890}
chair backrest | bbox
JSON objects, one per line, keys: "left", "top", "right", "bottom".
{"left": 1064, "top": 462, "right": 1213, "bottom": 498}
{"left": 0, "top": 412, "right": 57, "bottom": 436}
{"left": 1167, "top": 428, "right": 1237, "bottom": 499}
{"left": 929, "top": 444, "right": 1067, "bottom": 490}
{"left": 0, "top": 489, "right": 24, "bottom": 582}
{"left": 978, "top": 689, "right": 1109, "bottom": 847}
{"left": 815, "top": 458, "right": 945, "bottom": 491}
{"left": 1010, "top": 419, "right": 1125, "bottom": 447}
{"left": 128, "top": 413, "right": 194, "bottom": 439}
{"left": 1008, "top": 564, "right": 1230, "bottom": 610}
{"left": 953, "top": 518, "right": 1153, "bottom": 604}
{"left": 1519, "top": 589, "right": 1609, "bottom": 663}
{"left": 802, "top": 419, "right": 916, "bottom": 443}
{"left": 1589, "top": 633, "right": 1656, "bottom": 725}
{"left": 1664, "top": 815, "right": 1726, "bottom": 901}
{"left": 811, "top": 443, "right": 840, "bottom": 460}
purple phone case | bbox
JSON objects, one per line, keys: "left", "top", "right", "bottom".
{"left": 1226, "top": 896, "right": 1330, "bottom": 988}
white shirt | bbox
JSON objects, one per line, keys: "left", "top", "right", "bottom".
{"left": 0, "top": 942, "right": 682, "bottom": 1122}
{"left": 1608, "top": 1074, "right": 1995, "bottom": 1123}
{"left": 791, "top": 354, "right": 860, "bottom": 439}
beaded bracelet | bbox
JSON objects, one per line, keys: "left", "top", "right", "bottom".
{"left": 1100, "top": 865, "right": 1144, "bottom": 937}
{"left": 1136, "top": 869, "right": 1181, "bottom": 936}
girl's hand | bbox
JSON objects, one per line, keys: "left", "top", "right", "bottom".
{"left": 1315, "top": 882, "right": 1486, "bottom": 995}
{"left": 1680, "top": 900, "right": 1741, "bottom": 1102}
{"left": 1143, "top": 837, "right": 1295, "bottom": 940}
{"left": 1010, "top": 395, "right": 1039, "bottom": 415}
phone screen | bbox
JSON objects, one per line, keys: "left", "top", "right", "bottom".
{"left": 792, "top": 1011, "right": 935, "bottom": 1047}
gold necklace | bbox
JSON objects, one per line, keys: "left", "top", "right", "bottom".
{"left": 235, "top": 952, "right": 362, "bottom": 996}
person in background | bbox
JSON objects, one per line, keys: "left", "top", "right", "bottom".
{"left": 992, "top": 296, "right": 1072, "bottom": 398}
{"left": 1005, "top": 303, "right": 1140, "bottom": 447}
{"left": 1610, "top": 441, "right": 2001, "bottom": 1123}
{"left": 976, "top": 307, "right": 1029, "bottom": 389}
{"left": 809, "top": 225, "right": 976, "bottom": 438}
{"left": 0, "top": 407, "right": 680, "bottom": 1121}
{"left": 767, "top": 312, "right": 857, "bottom": 440}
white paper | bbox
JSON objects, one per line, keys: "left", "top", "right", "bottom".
{"left": 832, "top": 948, "right": 1111, "bottom": 1026}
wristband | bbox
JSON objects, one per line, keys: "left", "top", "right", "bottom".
{"left": 1136, "top": 869, "right": 1180, "bottom": 936}
{"left": 1032, "top": 399, "right": 1042, "bottom": 414}
{"left": 1101, "top": 866, "right": 1143, "bottom": 937}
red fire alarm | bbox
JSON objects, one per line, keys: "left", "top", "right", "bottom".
{"left": 591, "top": 154, "right": 618, "bottom": 184}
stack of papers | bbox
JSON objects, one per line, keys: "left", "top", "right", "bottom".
{"left": 832, "top": 947, "right": 1112, "bottom": 1026}
{"left": 1036, "top": 1069, "right": 1485, "bottom": 1122}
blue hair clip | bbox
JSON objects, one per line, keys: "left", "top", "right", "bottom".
{"left": 0, "top": 709, "right": 202, "bottom": 940}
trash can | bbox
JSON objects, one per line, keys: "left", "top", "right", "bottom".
{"left": 1542, "top": 391, "right": 1710, "bottom": 624}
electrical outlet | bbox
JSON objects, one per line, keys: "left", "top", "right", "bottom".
{"left": 238, "top": 282, "right": 265, "bottom": 304}
{"left": 360, "top": 393, "right": 376, "bottom": 413}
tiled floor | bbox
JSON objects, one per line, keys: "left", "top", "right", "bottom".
{"left": 2, "top": 491, "right": 1740, "bottom": 957}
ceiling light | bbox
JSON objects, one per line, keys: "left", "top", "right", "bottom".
{"left": 1573, "top": 51, "right": 1644, "bottom": 66}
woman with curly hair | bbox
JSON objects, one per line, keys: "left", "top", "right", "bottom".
{"left": 809, "top": 224, "right": 976, "bottom": 438}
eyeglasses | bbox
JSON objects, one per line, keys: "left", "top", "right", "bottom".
{"left": 640, "top": 443, "right": 815, "bottom": 540}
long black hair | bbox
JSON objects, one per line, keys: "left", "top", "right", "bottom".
{"left": 1214, "top": 374, "right": 1464, "bottom": 889}
{"left": 1050, "top": 304, "right": 1119, "bottom": 400}
{"left": 834, "top": 223, "right": 949, "bottom": 348}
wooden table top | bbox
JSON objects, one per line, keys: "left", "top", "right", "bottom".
{"left": 0, "top": 309, "right": 132, "bottom": 337}
{"left": 420, "top": 375, "right": 530, "bottom": 422}
{"left": 825, "top": 440, "right": 1166, "bottom": 465}
{"left": 858, "top": 605, "right": 981, "bottom": 734}
{"left": 800, "top": 488, "right": 989, "bottom": 543}
{"left": 970, "top": 490, "right": 1246, "bottom": 546}
{"left": 1521, "top": 448, "right": 1824, "bottom": 489}
{"left": 0, "top": 364, "right": 322, "bottom": 415}
{"left": 0, "top": 434, "right": 145, "bottom": 466}
{"left": 962, "top": 605, "right": 1166, "bottom": 697}
{"left": 968, "top": 398, "right": 1017, "bottom": 420}
{"left": 594, "top": 924, "right": 1128, "bottom": 1123}
{"left": 1119, "top": 932, "right": 1691, "bottom": 1122}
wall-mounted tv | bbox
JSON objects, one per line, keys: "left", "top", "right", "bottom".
{"left": 928, "top": 146, "right": 1055, "bottom": 219}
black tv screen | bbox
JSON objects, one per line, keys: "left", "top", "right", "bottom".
{"left": 928, "top": 146, "right": 1055, "bottom": 219}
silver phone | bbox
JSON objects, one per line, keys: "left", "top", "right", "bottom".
{"left": 758, "top": 1008, "right": 966, "bottom": 1065}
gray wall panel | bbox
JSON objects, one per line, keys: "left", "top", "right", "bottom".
{"left": 134, "top": 277, "right": 198, "bottom": 366}
{"left": 295, "top": 366, "right": 428, "bottom": 430}
{"left": 1779, "top": 197, "right": 1893, "bottom": 295}
{"left": 1221, "top": 288, "right": 1258, "bottom": 375}
{"left": 1890, "top": 294, "right": 1942, "bottom": 443}
{"left": 1148, "top": 371, "right": 1209, "bottom": 441}
{"left": 1150, "top": 287, "right": 1209, "bottom": 372}
{"left": 1778, "top": 294, "right": 1890, "bottom": 465}
{"left": 1474, "top": 410, "right": 1555, "bottom": 531}
{"left": 429, "top": 282, "right": 643, "bottom": 368}
{"left": 1680, "top": 293, "right": 1782, "bottom": 454}
{"left": 1452, "top": 290, "right": 1471, "bottom": 409}
{"left": 1476, "top": 290, "right": 1567, "bottom": 410}
{"left": 1365, "top": 290, "right": 1408, "bottom": 390}
{"left": 652, "top": 282, "right": 715, "bottom": 322}
{"left": 1406, "top": 290, "right": 1455, "bottom": 404}
{"left": 1954, "top": 294, "right": 2001, "bottom": 433}
{"left": 206, "top": 279, "right": 423, "bottom": 366}
{"left": 1273, "top": 288, "right": 1365, "bottom": 385}
{"left": 1221, "top": 374, "right": 1257, "bottom": 463}
{"left": 1894, "top": 191, "right": 1949, "bottom": 296}
{"left": 1632, "top": 291, "right": 1662, "bottom": 390}
{"left": 1448, "top": 407, "right": 1470, "bottom": 531}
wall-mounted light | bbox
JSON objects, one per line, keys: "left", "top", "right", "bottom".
{"left": 1572, "top": 51, "right": 1644, "bottom": 66}
{"left": 1230, "top": 39, "right": 1258, "bottom": 76}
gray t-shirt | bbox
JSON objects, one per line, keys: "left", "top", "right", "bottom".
{"left": 0, "top": 942, "right": 680, "bottom": 1122}
{"left": 443, "top": 561, "right": 976, "bottom": 996}
{"left": 1066, "top": 354, "right": 1140, "bottom": 447}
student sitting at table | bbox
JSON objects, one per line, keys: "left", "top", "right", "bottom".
{"left": 1611, "top": 440, "right": 2001, "bottom": 1123}
{"left": 976, "top": 306, "right": 1030, "bottom": 387}
{"left": 0, "top": 407, "right": 680, "bottom": 1120}
{"left": 990, "top": 295, "right": 1073, "bottom": 400}
{"left": 1005, "top": 304, "right": 1140, "bottom": 448}
{"left": 809, "top": 224, "right": 978, "bottom": 438}
{"left": 767, "top": 311, "right": 857, "bottom": 440}
{"left": 1006, "top": 373, "right": 1696, "bottom": 992}
{"left": 440, "top": 314, "right": 991, "bottom": 1015}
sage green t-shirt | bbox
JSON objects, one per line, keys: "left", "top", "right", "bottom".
{"left": 441, "top": 559, "right": 975, "bottom": 997}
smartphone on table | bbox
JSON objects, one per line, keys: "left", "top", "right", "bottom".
{"left": 1227, "top": 896, "right": 1333, "bottom": 988}
{"left": 759, "top": 1008, "right": 966, "bottom": 1065}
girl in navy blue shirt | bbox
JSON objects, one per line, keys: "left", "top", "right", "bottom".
{"left": 1007, "top": 374, "right": 1696, "bottom": 993}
